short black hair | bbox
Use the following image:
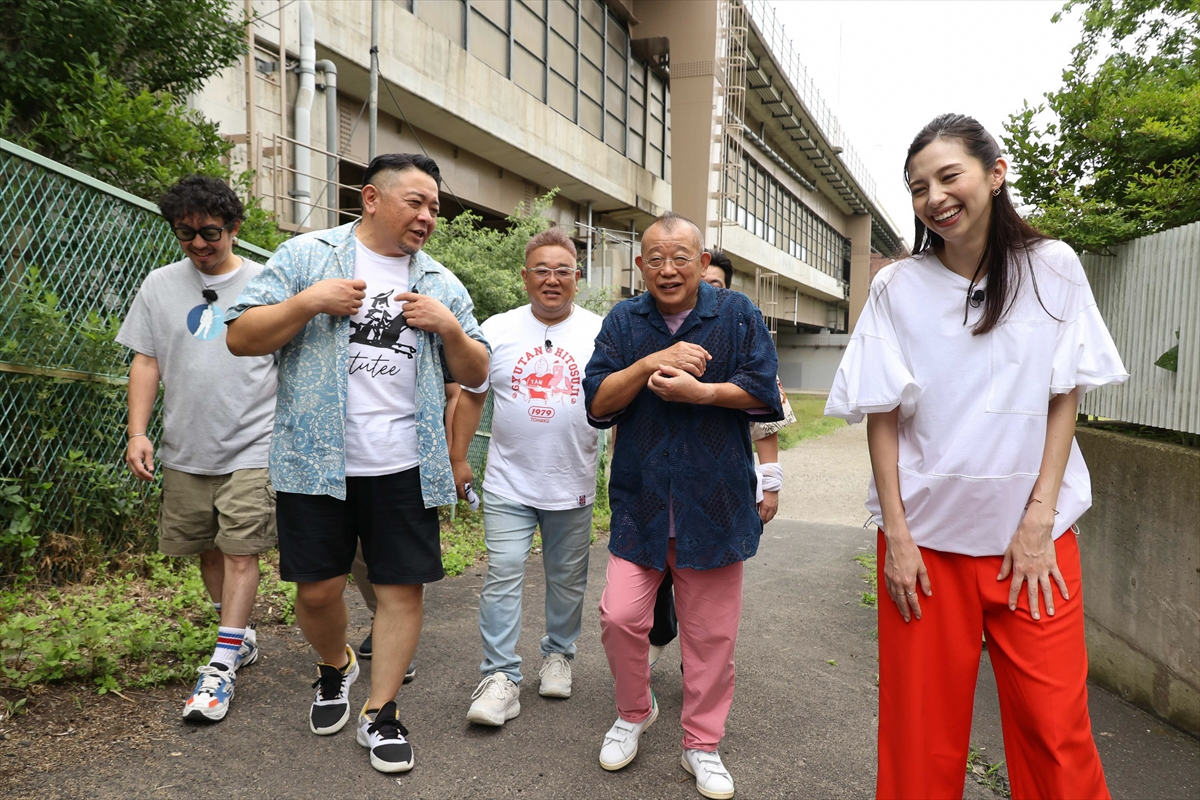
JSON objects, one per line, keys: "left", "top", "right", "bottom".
{"left": 362, "top": 153, "right": 442, "bottom": 190}
{"left": 158, "top": 175, "right": 245, "bottom": 226}
{"left": 706, "top": 249, "right": 733, "bottom": 287}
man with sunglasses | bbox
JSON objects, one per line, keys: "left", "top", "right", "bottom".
{"left": 583, "top": 212, "right": 782, "bottom": 800}
{"left": 225, "top": 153, "right": 489, "bottom": 775}
{"left": 449, "top": 228, "right": 603, "bottom": 727}
{"left": 117, "top": 175, "right": 278, "bottom": 724}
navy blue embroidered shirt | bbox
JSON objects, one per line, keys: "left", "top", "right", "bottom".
{"left": 584, "top": 282, "right": 783, "bottom": 571}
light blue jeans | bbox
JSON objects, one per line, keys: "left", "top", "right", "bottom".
{"left": 479, "top": 490, "right": 594, "bottom": 683}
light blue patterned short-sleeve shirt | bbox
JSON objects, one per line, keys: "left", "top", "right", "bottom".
{"left": 227, "top": 222, "right": 489, "bottom": 507}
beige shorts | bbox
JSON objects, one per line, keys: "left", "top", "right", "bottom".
{"left": 158, "top": 467, "right": 277, "bottom": 557}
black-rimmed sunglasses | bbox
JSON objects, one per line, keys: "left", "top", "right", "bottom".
{"left": 172, "top": 222, "right": 234, "bottom": 242}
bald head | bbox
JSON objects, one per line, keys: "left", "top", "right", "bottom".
{"left": 641, "top": 211, "right": 703, "bottom": 256}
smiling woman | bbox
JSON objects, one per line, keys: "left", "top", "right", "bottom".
{"left": 827, "top": 113, "right": 1128, "bottom": 800}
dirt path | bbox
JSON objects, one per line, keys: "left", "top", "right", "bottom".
{"left": 776, "top": 419, "right": 872, "bottom": 527}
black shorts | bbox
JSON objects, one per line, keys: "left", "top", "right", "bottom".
{"left": 275, "top": 467, "right": 443, "bottom": 585}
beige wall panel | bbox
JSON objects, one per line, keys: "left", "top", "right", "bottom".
{"left": 846, "top": 214, "right": 872, "bottom": 333}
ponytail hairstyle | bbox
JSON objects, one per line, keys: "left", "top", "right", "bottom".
{"left": 904, "top": 114, "right": 1049, "bottom": 335}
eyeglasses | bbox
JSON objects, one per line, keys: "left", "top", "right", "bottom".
{"left": 643, "top": 254, "right": 702, "bottom": 270}
{"left": 527, "top": 267, "right": 578, "bottom": 280}
{"left": 172, "top": 222, "right": 233, "bottom": 242}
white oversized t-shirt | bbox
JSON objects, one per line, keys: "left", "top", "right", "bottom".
{"left": 467, "top": 304, "right": 604, "bottom": 510}
{"left": 825, "top": 240, "right": 1128, "bottom": 557}
{"left": 344, "top": 240, "right": 419, "bottom": 476}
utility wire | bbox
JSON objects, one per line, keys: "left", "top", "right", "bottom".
{"left": 380, "top": 71, "right": 470, "bottom": 216}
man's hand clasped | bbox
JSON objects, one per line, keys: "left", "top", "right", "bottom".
{"left": 645, "top": 342, "right": 713, "bottom": 404}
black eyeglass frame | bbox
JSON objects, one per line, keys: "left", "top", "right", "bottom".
{"left": 172, "top": 221, "right": 235, "bottom": 243}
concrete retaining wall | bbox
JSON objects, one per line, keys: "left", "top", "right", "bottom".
{"left": 1076, "top": 427, "right": 1200, "bottom": 736}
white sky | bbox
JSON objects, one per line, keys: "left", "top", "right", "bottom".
{"left": 767, "top": 0, "right": 1083, "bottom": 244}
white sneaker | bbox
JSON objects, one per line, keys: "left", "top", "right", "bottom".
{"left": 466, "top": 673, "right": 521, "bottom": 726}
{"left": 649, "top": 643, "right": 664, "bottom": 668}
{"left": 682, "top": 748, "right": 735, "bottom": 799}
{"left": 538, "top": 653, "right": 573, "bottom": 698}
{"left": 235, "top": 626, "right": 258, "bottom": 669}
{"left": 598, "top": 691, "right": 658, "bottom": 771}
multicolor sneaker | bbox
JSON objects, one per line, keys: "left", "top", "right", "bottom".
{"left": 357, "top": 701, "right": 414, "bottom": 773}
{"left": 309, "top": 646, "right": 359, "bottom": 735}
{"left": 235, "top": 626, "right": 259, "bottom": 669}
{"left": 182, "top": 664, "right": 235, "bottom": 722}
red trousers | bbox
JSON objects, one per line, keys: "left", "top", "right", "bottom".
{"left": 877, "top": 530, "right": 1110, "bottom": 800}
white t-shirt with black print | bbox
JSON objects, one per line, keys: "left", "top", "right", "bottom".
{"left": 344, "top": 240, "right": 419, "bottom": 477}
{"left": 825, "top": 240, "right": 1128, "bottom": 557}
{"left": 466, "top": 304, "right": 604, "bottom": 511}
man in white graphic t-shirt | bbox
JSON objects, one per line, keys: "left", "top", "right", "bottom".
{"left": 450, "top": 228, "right": 604, "bottom": 726}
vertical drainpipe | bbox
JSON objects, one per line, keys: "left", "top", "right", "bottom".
{"left": 369, "top": 0, "right": 379, "bottom": 160}
{"left": 585, "top": 202, "right": 594, "bottom": 285}
{"left": 293, "top": 0, "right": 317, "bottom": 228}
{"left": 315, "top": 59, "right": 338, "bottom": 227}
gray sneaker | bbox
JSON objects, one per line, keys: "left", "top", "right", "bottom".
{"left": 538, "top": 653, "right": 572, "bottom": 698}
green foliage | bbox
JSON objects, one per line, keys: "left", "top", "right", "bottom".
{"left": 438, "top": 501, "right": 487, "bottom": 577}
{"left": 423, "top": 191, "right": 563, "bottom": 322}
{"left": 1, "top": 0, "right": 247, "bottom": 103}
{"left": 852, "top": 553, "right": 878, "bottom": 608}
{"left": 1003, "top": 0, "right": 1200, "bottom": 252}
{"left": 776, "top": 394, "right": 846, "bottom": 450}
{"left": 0, "top": 270, "right": 159, "bottom": 583}
{"left": 0, "top": 0, "right": 288, "bottom": 249}
{"left": 5, "top": 57, "right": 232, "bottom": 201}
{"left": 1155, "top": 330, "right": 1179, "bottom": 372}
{"left": 0, "top": 553, "right": 295, "bottom": 697}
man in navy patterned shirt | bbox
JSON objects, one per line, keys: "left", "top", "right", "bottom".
{"left": 584, "top": 212, "right": 782, "bottom": 799}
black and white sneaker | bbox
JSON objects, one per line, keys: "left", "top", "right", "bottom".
{"left": 357, "top": 701, "right": 414, "bottom": 773}
{"left": 309, "top": 647, "right": 359, "bottom": 735}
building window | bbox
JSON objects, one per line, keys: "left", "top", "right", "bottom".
{"left": 728, "top": 151, "right": 848, "bottom": 281}
{"left": 408, "top": 0, "right": 664, "bottom": 176}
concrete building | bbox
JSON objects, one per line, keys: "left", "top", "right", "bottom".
{"left": 194, "top": 0, "right": 905, "bottom": 390}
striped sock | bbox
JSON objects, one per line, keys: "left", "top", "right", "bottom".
{"left": 210, "top": 626, "right": 245, "bottom": 671}
{"left": 213, "top": 601, "right": 222, "bottom": 616}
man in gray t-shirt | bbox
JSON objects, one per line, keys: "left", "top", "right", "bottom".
{"left": 116, "top": 175, "right": 277, "bottom": 725}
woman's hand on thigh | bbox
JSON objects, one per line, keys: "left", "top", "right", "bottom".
{"left": 883, "top": 528, "right": 932, "bottom": 623}
{"left": 998, "top": 504, "right": 1069, "bottom": 620}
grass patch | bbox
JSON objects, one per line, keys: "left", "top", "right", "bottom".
{"left": 967, "top": 744, "right": 1011, "bottom": 797}
{"left": 852, "top": 553, "right": 878, "bottom": 607}
{"left": 1, "top": 553, "right": 294, "bottom": 698}
{"left": 439, "top": 501, "right": 487, "bottom": 577}
{"left": 1080, "top": 419, "right": 1199, "bottom": 449}
{"left": 777, "top": 393, "right": 846, "bottom": 450}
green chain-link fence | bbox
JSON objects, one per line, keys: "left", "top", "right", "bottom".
{"left": 1, "top": 138, "right": 507, "bottom": 581}
{"left": 0, "top": 138, "right": 276, "bottom": 580}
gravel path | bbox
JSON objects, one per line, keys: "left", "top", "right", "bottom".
{"left": 776, "top": 419, "right": 873, "bottom": 527}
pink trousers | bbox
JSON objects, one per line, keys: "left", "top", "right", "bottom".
{"left": 599, "top": 541, "right": 744, "bottom": 751}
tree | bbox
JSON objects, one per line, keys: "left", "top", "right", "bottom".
{"left": 0, "top": 0, "right": 286, "bottom": 250}
{"left": 424, "top": 192, "right": 560, "bottom": 322}
{"left": 1003, "top": 0, "right": 1200, "bottom": 253}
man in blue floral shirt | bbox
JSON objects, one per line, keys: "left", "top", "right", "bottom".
{"left": 226, "top": 154, "right": 489, "bottom": 775}
{"left": 583, "top": 212, "right": 782, "bottom": 800}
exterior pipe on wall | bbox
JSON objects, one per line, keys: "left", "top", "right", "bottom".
{"left": 293, "top": 0, "right": 317, "bottom": 227}
{"left": 315, "top": 59, "right": 338, "bottom": 227}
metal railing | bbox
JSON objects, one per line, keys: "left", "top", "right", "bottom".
{"left": 257, "top": 133, "right": 367, "bottom": 231}
{"left": 1080, "top": 222, "right": 1200, "bottom": 435}
{"left": 743, "top": 0, "right": 878, "bottom": 205}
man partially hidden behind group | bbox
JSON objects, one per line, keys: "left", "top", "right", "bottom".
{"left": 119, "top": 176, "right": 277, "bottom": 724}
{"left": 584, "top": 212, "right": 783, "bottom": 800}
{"left": 225, "top": 154, "right": 489, "bottom": 775}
